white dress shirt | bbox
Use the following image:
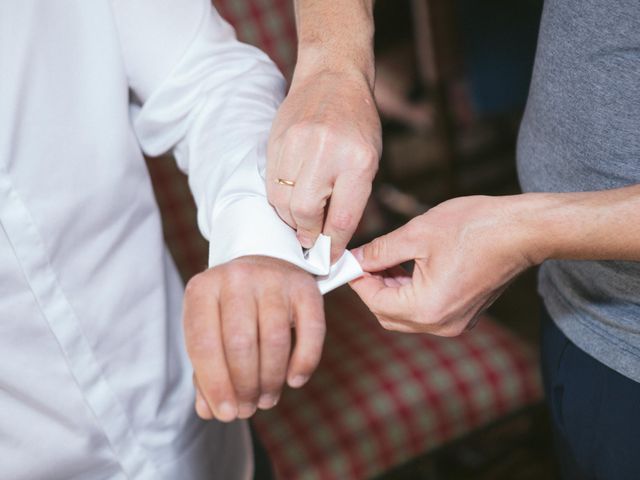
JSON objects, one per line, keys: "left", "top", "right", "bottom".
{"left": 0, "top": 1, "right": 361, "bottom": 479}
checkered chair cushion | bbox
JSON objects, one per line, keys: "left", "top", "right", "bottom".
{"left": 253, "top": 287, "right": 542, "bottom": 480}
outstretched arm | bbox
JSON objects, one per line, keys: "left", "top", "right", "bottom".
{"left": 350, "top": 186, "right": 640, "bottom": 335}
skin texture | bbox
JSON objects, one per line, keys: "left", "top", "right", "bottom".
{"left": 184, "top": 255, "right": 324, "bottom": 421}
{"left": 350, "top": 186, "right": 640, "bottom": 335}
{"left": 185, "top": 1, "right": 378, "bottom": 422}
{"left": 266, "top": 0, "right": 381, "bottom": 262}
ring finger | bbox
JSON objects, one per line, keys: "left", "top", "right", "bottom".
{"left": 267, "top": 140, "right": 303, "bottom": 228}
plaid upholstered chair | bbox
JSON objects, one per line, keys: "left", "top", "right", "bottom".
{"left": 146, "top": 1, "right": 543, "bottom": 478}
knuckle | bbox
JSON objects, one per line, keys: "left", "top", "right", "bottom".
{"left": 226, "top": 332, "right": 254, "bottom": 354}
{"left": 264, "top": 329, "right": 291, "bottom": 349}
{"left": 367, "top": 237, "right": 387, "bottom": 263}
{"left": 291, "top": 200, "right": 321, "bottom": 223}
{"left": 222, "top": 263, "right": 253, "bottom": 286}
{"left": 284, "top": 121, "right": 331, "bottom": 147}
{"left": 184, "top": 272, "right": 208, "bottom": 299}
{"left": 295, "top": 273, "right": 319, "bottom": 292}
{"left": 284, "top": 121, "right": 311, "bottom": 139}
{"left": 330, "top": 209, "right": 355, "bottom": 233}
{"left": 353, "top": 144, "right": 380, "bottom": 174}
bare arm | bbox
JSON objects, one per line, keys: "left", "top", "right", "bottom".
{"left": 294, "top": 0, "right": 375, "bottom": 83}
{"left": 525, "top": 185, "right": 640, "bottom": 263}
{"left": 266, "top": 0, "right": 381, "bottom": 262}
{"left": 350, "top": 186, "right": 640, "bottom": 335}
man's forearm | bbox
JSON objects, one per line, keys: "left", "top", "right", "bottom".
{"left": 293, "top": 0, "right": 375, "bottom": 85}
{"left": 516, "top": 185, "right": 640, "bottom": 264}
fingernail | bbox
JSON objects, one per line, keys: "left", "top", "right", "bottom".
{"left": 258, "top": 393, "right": 279, "bottom": 410}
{"left": 351, "top": 247, "right": 364, "bottom": 263}
{"left": 216, "top": 402, "right": 237, "bottom": 422}
{"left": 297, "top": 233, "right": 313, "bottom": 248}
{"left": 238, "top": 403, "right": 257, "bottom": 419}
{"left": 289, "top": 375, "right": 309, "bottom": 388}
{"left": 195, "top": 395, "right": 212, "bottom": 419}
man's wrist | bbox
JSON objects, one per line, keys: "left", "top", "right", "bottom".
{"left": 292, "top": 0, "right": 375, "bottom": 86}
{"left": 294, "top": 42, "right": 375, "bottom": 88}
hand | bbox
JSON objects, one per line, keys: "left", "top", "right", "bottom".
{"left": 183, "top": 256, "right": 325, "bottom": 421}
{"left": 350, "top": 195, "right": 538, "bottom": 336}
{"left": 266, "top": 68, "right": 381, "bottom": 262}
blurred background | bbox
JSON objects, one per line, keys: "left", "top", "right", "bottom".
{"left": 147, "top": 0, "right": 560, "bottom": 478}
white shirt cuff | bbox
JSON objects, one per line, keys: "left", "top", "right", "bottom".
{"left": 207, "top": 197, "right": 363, "bottom": 294}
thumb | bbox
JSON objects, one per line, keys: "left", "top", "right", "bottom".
{"left": 351, "top": 221, "right": 422, "bottom": 272}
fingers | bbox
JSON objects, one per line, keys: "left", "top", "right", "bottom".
{"left": 267, "top": 139, "right": 299, "bottom": 229}
{"left": 350, "top": 271, "right": 479, "bottom": 337}
{"left": 289, "top": 145, "right": 377, "bottom": 253}
{"left": 194, "top": 377, "right": 213, "bottom": 419}
{"left": 289, "top": 161, "right": 332, "bottom": 249}
{"left": 268, "top": 124, "right": 377, "bottom": 254}
{"left": 270, "top": 183, "right": 296, "bottom": 229}
{"left": 287, "top": 287, "right": 325, "bottom": 389}
{"left": 267, "top": 124, "right": 328, "bottom": 248}
{"left": 220, "top": 289, "right": 259, "bottom": 419}
{"left": 352, "top": 219, "right": 424, "bottom": 272}
{"left": 324, "top": 171, "right": 373, "bottom": 262}
{"left": 257, "top": 294, "right": 291, "bottom": 410}
{"left": 349, "top": 273, "right": 416, "bottom": 322}
{"left": 186, "top": 258, "right": 325, "bottom": 423}
{"left": 183, "top": 275, "right": 238, "bottom": 422}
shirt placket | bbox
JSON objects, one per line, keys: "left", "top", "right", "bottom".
{"left": 0, "top": 170, "right": 159, "bottom": 480}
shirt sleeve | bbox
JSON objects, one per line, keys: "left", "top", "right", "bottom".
{"left": 109, "top": 0, "right": 362, "bottom": 293}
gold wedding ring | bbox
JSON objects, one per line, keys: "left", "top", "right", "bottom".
{"left": 276, "top": 178, "right": 296, "bottom": 187}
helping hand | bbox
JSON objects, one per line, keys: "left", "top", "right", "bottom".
{"left": 350, "top": 195, "right": 537, "bottom": 336}
{"left": 266, "top": 69, "right": 381, "bottom": 262}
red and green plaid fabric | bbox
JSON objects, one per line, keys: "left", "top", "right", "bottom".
{"left": 214, "top": 0, "right": 297, "bottom": 78}
{"left": 253, "top": 287, "right": 542, "bottom": 480}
